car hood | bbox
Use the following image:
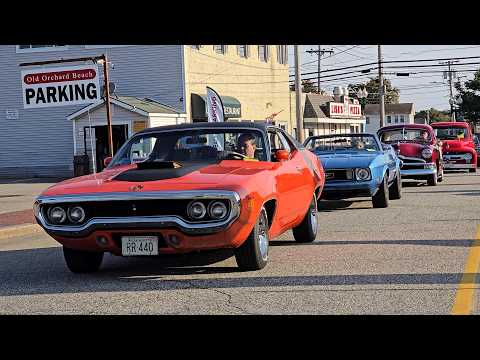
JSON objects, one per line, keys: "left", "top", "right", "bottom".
{"left": 41, "top": 160, "right": 277, "bottom": 196}
{"left": 390, "top": 142, "right": 429, "bottom": 158}
{"left": 440, "top": 139, "right": 473, "bottom": 151}
{"left": 317, "top": 152, "right": 379, "bottom": 169}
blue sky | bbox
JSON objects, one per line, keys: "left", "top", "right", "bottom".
{"left": 288, "top": 45, "right": 480, "bottom": 112}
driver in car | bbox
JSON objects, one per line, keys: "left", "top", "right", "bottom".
{"left": 237, "top": 133, "right": 258, "bottom": 160}
{"left": 417, "top": 130, "right": 429, "bottom": 141}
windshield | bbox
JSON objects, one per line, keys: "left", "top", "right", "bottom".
{"left": 305, "top": 134, "right": 380, "bottom": 153}
{"left": 434, "top": 126, "right": 469, "bottom": 140}
{"left": 108, "top": 129, "right": 268, "bottom": 167}
{"left": 379, "top": 128, "right": 432, "bottom": 143}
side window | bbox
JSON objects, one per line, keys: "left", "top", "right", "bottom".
{"left": 268, "top": 131, "right": 291, "bottom": 161}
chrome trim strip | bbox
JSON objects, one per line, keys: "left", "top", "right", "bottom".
{"left": 398, "top": 155, "right": 426, "bottom": 163}
{"left": 35, "top": 190, "right": 241, "bottom": 237}
{"left": 443, "top": 154, "right": 472, "bottom": 161}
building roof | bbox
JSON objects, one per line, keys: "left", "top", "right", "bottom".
{"left": 303, "top": 94, "right": 334, "bottom": 118}
{"left": 364, "top": 103, "right": 414, "bottom": 115}
{"left": 67, "top": 95, "right": 184, "bottom": 120}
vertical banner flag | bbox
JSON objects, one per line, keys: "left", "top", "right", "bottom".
{"left": 206, "top": 86, "right": 225, "bottom": 122}
{"left": 206, "top": 87, "right": 225, "bottom": 150}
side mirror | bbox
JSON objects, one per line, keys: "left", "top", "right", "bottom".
{"left": 104, "top": 156, "right": 112, "bottom": 167}
{"left": 275, "top": 149, "right": 290, "bottom": 161}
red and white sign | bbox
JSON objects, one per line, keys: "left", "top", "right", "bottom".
{"left": 21, "top": 65, "right": 101, "bottom": 109}
{"left": 329, "top": 102, "right": 362, "bottom": 118}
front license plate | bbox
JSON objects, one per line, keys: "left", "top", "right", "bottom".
{"left": 121, "top": 236, "right": 159, "bottom": 256}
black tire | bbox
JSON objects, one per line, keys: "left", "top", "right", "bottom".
{"left": 372, "top": 175, "right": 389, "bottom": 208}
{"left": 389, "top": 171, "right": 402, "bottom": 200}
{"left": 234, "top": 207, "right": 269, "bottom": 271}
{"left": 427, "top": 172, "right": 438, "bottom": 186}
{"left": 469, "top": 168, "right": 476, "bottom": 173}
{"left": 292, "top": 193, "right": 318, "bottom": 243}
{"left": 63, "top": 246, "right": 104, "bottom": 273}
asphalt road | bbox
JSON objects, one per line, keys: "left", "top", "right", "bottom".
{"left": 1, "top": 172, "right": 479, "bottom": 314}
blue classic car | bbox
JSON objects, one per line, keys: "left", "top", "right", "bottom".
{"left": 304, "top": 133, "right": 402, "bottom": 208}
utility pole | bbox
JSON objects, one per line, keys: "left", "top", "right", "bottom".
{"left": 102, "top": 54, "right": 114, "bottom": 157}
{"left": 306, "top": 46, "right": 334, "bottom": 93}
{"left": 441, "top": 60, "right": 458, "bottom": 122}
{"left": 426, "top": 109, "right": 430, "bottom": 124}
{"left": 378, "top": 45, "right": 385, "bottom": 128}
{"left": 294, "top": 45, "right": 304, "bottom": 143}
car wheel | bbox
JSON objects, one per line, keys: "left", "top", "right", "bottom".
{"left": 372, "top": 175, "right": 389, "bottom": 208}
{"left": 389, "top": 171, "right": 402, "bottom": 200}
{"left": 292, "top": 193, "right": 318, "bottom": 243}
{"left": 469, "top": 168, "right": 476, "bottom": 173}
{"left": 63, "top": 246, "right": 104, "bottom": 273}
{"left": 427, "top": 172, "right": 438, "bottom": 186}
{"left": 234, "top": 207, "right": 269, "bottom": 271}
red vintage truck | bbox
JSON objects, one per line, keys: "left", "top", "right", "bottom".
{"left": 430, "top": 122, "right": 477, "bottom": 173}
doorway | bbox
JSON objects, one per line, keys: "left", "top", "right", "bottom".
{"left": 94, "top": 125, "right": 128, "bottom": 172}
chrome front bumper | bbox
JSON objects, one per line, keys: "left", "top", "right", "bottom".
{"left": 400, "top": 159, "right": 436, "bottom": 178}
{"left": 443, "top": 163, "right": 476, "bottom": 169}
{"left": 34, "top": 190, "right": 241, "bottom": 237}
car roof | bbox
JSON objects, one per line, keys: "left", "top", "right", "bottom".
{"left": 430, "top": 121, "right": 469, "bottom": 127}
{"left": 137, "top": 121, "right": 272, "bottom": 135}
{"left": 305, "top": 132, "right": 378, "bottom": 138}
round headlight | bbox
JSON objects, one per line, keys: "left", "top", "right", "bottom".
{"left": 355, "top": 168, "right": 371, "bottom": 181}
{"left": 48, "top": 206, "right": 66, "bottom": 224}
{"left": 68, "top": 206, "right": 86, "bottom": 223}
{"left": 422, "top": 148, "right": 433, "bottom": 159}
{"left": 208, "top": 201, "right": 228, "bottom": 220}
{"left": 187, "top": 201, "right": 206, "bottom": 220}
{"left": 465, "top": 153, "right": 473, "bottom": 161}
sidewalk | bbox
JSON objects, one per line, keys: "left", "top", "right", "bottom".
{"left": 0, "top": 178, "right": 65, "bottom": 239}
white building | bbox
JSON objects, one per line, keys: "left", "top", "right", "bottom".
{"left": 364, "top": 103, "right": 415, "bottom": 133}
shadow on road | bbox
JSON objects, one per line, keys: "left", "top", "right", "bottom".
{"left": 318, "top": 200, "right": 372, "bottom": 211}
{"left": 270, "top": 239, "right": 477, "bottom": 247}
{"left": 0, "top": 243, "right": 477, "bottom": 297}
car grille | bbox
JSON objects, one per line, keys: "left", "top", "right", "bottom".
{"left": 398, "top": 155, "right": 425, "bottom": 164}
{"left": 324, "top": 169, "right": 354, "bottom": 182}
{"left": 41, "top": 199, "right": 230, "bottom": 225}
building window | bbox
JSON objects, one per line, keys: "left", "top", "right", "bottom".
{"left": 237, "top": 45, "right": 249, "bottom": 58}
{"left": 366, "top": 116, "right": 370, "bottom": 124}
{"left": 400, "top": 115, "right": 405, "bottom": 123}
{"left": 16, "top": 45, "right": 68, "bottom": 53}
{"left": 258, "top": 45, "right": 269, "bottom": 62}
{"left": 395, "top": 115, "right": 399, "bottom": 123}
{"left": 387, "top": 115, "right": 392, "bottom": 123}
{"left": 309, "top": 129, "right": 314, "bottom": 137}
{"left": 276, "top": 45, "right": 288, "bottom": 64}
{"left": 214, "top": 45, "right": 227, "bottom": 54}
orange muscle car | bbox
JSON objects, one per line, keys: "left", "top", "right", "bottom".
{"left": 34, "top": 122, "right": 325, "bottom": 273}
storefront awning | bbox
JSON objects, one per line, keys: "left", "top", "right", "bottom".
{"left": 191, "top": 93, "right": 241, "bottom": 119}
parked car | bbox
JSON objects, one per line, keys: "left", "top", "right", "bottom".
{"left": 377, "top": 124, "right": 443, "bottom": 186}
{"left": 34, "top": 122, "right": 325, "bottom": 273}
{"left": 304, "top": 133, "right": 401, "bottom": 208}
{"left": 473, "top": 134, "right": 480, "bottom": 167}
{"left": 430, "top": 122, "right": 477, "bottom": 173}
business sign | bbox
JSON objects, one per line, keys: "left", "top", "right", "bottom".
{"left": 329, "top": 102, "right": 362, "bottom": 119}
{"left": 21, "top": 65, "right": 101, "bottom": 109}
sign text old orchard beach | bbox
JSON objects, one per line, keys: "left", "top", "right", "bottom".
{"left": 21, "top": 65, "right": 101, "bottom": 109}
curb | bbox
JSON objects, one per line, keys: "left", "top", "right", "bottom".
{"left": 0, "top": 224, "right": 42, "bottom": 240}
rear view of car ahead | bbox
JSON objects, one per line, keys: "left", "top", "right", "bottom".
{"left": 377, "top": 124, "right": 443, "bottom": 186}
{"left": 431, "top": 122, "right": 477, "bottom": 173}
{"left": 34, "top": 122, "right": 325, "bottom": 273}
{"left": 304, "top": 133, "right": 402, "bottom": 208}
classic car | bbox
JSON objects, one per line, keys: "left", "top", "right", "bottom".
{"left": 472, "top": 134, "right": 480, "bottom": 167}
{"left": 377, "top": 124, "right": 443, "bottom": 186}
{"left": 431, "top": 121, "right": 477, "bottom": 173}
{"left": 304, "top": 133, "right": 401, "bottom": 208}
{"left": 34, "top": 122, "right": 325, "bottom": 273}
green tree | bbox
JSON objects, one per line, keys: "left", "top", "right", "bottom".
{"left": 415, "top": 108, "right": 450, "bottom": 124}
{"left": 289, "top": 79, "right": 320, "bottom": 93}
{"left": 348, "top": 77, "right": 400, "bottom": 104}
{"left": 455, "top": 69, "right": 480, "bottom": 127}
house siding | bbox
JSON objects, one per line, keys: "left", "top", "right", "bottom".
{"left": 0, "top": 45, "right": 184, "bottom": 178}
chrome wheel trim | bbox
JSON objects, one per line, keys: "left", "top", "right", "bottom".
{"left": 258, "top": 212, "right": 269, "bottom": 261}
{"left": 310, "top": 200, "right": 318, "bottom": 232}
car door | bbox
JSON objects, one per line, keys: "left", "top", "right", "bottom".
{"left": 268, "top": 129, "right": 310, "bottom": 226}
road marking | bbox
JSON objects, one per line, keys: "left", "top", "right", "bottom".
{"left": 451, "top": 225, "right": 480, "bottom": 315}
